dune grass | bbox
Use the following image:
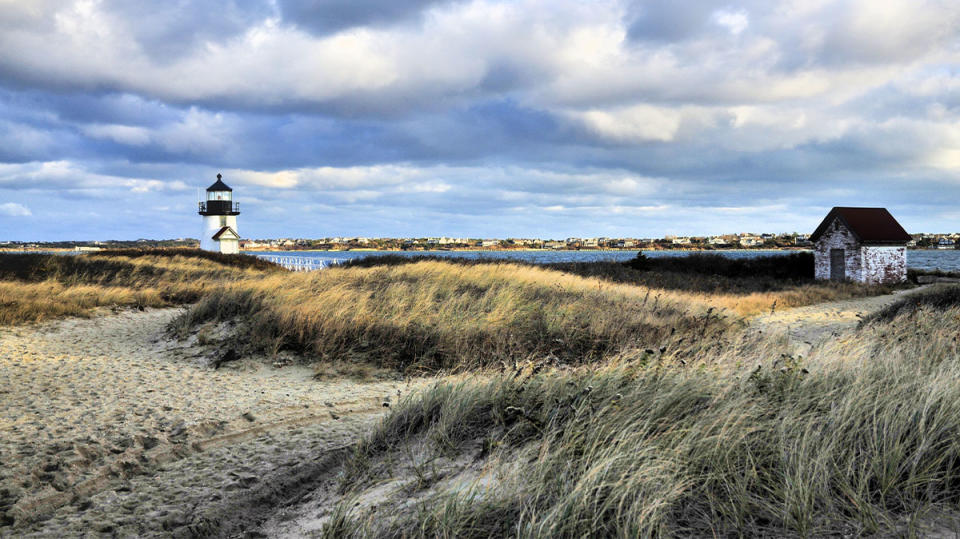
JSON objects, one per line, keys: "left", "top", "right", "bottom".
{"left": 171, "top": 255, "right": 903, "bottom": 373}
{"left": 0, "top": 250, "right": 279, "bottom": 324}
{"left": 171, "top": 260, "right": 734, "bottom": 373}
{"left": 340, "top": 253, "right": 900, "bottom": 311}
{"left": 323, "top": 304, "right": 960, "bottom": 537}
{"left": 863, "top": 283, "right": 960, "bottom": 324}
{"left": 1, "top": 249, "right": 944, "bottom": 535}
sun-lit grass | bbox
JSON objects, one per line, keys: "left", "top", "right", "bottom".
{"left": 325, "top": 299, "right": 960, "bottom": 537}
{"left": 0, "top": 250, "right": 279, "bottom": 324}
{"left": 172, "top": 260, "right": 736, "bottom": 372}
{"left": 171, "top": 256, "right": 904, "bottom": 373}
{"left": 338, "top": 253, "right": 901, "bottom": 316}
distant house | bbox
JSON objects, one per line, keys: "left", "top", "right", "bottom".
{"left": 809, "top": 207, "right": 910, "bottom": 284}
{"left": 738, "top": 236, "right": 762, "bottom": 247}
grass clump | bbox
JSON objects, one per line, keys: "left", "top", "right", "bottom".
{"left": 0, "top": 250, "right": 278, "bottom": 324}
{"left": 863, "top": 283, "right": 960, "bottom": 324}
{"left": 173, "top": 260, "right": 733, "bottom": 373}
{"left": 326, "top": 305, "right": 960, "bottom": 537}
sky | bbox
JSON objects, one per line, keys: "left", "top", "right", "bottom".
{"left": 1, "top": 0, "right": 960, "bottom": 241}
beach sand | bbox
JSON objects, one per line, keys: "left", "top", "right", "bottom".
{"left": 0, "top": 307, "right": 424, "bottom": 536}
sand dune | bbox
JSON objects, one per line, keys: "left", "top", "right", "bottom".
{"left": 0, "top": 307, "right": 423, "bottom": 536}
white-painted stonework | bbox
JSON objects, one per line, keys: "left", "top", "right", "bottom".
{"left": 860, "top": 246, "right": 906, "bottom": 284}
{"left": 813, "top": 218, "right": 906, "bottom": 284}
{"left": 814, "top": 219, "right": 861, "bottom": 281}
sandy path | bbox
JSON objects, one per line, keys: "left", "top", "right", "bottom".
{"left": 749, "top": 285, "right": 930, "bottom": 354}
{"left": 0, "top": 308, "right": 424, "bottom": 537}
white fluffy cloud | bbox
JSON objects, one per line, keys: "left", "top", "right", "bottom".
{"left": 0, "top": 202, "right": 31, "bottom": 216}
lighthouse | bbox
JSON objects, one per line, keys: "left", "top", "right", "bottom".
{"left": 198, "top": 173, "right": 241, "bottom": 254}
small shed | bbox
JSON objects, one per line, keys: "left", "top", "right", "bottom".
{"left": 809, "top": 207, "right": 910, "bottom": 284}
{"left": 211, "top": 226, "right": 240, "bottom": 255}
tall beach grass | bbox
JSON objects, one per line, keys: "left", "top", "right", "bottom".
{"left": 323, "top": 297, "right": 960, "bottom": 537}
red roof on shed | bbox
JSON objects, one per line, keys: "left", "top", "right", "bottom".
{"left": 211, "top": 226, "right": 240, "bottom": 240}
{"left": 810, "top": 207, "right": 911, "bottom": 244}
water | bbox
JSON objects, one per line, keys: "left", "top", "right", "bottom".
{"left": 4, "top": 248, "right": 957, "bottom": 272}
{"left": 246, "top": 249, "right": 960, "bottom": 272}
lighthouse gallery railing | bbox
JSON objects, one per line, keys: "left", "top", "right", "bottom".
{"left": 198, "top": 201, "right": 240, "bottom": 213}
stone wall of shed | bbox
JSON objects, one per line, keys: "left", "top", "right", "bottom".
{"left": 814, "top": 221, "right": 861, "bottom": 281}
{"left": 860, "top": 246, "right": 906, "bottom": 284}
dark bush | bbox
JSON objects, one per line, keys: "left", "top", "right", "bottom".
{"left": 338, "top": 254, "right": 503, "bottom": 269}
{"left": 337, "top": 252, "right": 823, "bottom": 295}
{"left": 625, "top": 252, "right": 814, "bottom": 280}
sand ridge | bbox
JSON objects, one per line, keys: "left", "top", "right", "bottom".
{"left": 0, "top": 307, "right": 424, "bottom": 536}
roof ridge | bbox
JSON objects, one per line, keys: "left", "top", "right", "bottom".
{"left": 810, "top": 207, "right": 910, "bottom": 244}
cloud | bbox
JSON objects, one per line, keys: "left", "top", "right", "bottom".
{"left": 0, "top": 161, "right": 190, "bottom": 193}
{"left": 712, "top": 9, "right": 749, "bottom": 35}
{"left": 568, "top": 105, "right": 683, "bottom": 143}
{"left": 277, "top": 0, "right": 448, "bottom": 35}
{"left": 0, "top": 202, "right": 31, "bottom": 216}
{"left": 1, "top": 1, "right": 960, "bottom": 240}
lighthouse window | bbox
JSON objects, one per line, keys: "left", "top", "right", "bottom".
{"left": 220, "top": 216, "right": 227, "bottom": 227}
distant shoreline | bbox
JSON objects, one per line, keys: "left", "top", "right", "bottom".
{"left": 240, "top": 247, "right": 814, "bottom": 253}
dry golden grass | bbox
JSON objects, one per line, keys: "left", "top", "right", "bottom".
{"left": 173, "top": 258, "right": 904, "bottom": 372}
{"left": 716, "top": 282, "right": 898, "bottom": 316}
{"left": 175, "top": 260, "right": 738, "bottom": 372}
{"left": 0, "top": 251, "right": 279, "bottom": 325}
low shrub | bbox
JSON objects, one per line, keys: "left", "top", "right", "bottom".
{"left": 626, "top": 251, "right": 814, "bottom": 280}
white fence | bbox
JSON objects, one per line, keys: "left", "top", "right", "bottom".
{"left": 255, "top": 254, "right": 346, "bottom": 272}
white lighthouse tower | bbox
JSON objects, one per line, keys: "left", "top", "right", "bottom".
{"left": 198, "top": 173, "right": 241, "bottom": 254}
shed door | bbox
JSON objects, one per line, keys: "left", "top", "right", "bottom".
{"left": 830, "top": 249, "right": 845, "bottom": 281}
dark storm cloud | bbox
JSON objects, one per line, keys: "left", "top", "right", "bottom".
{"left": 277, "top": 0, "right": 450, "bottom": 35}
{"left": 624, "top": 0, "right": 719, "bottom": 42}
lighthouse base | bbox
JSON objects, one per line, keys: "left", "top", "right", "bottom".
{"left": 201, "top": 215, "right": 239, "bottom": 253}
